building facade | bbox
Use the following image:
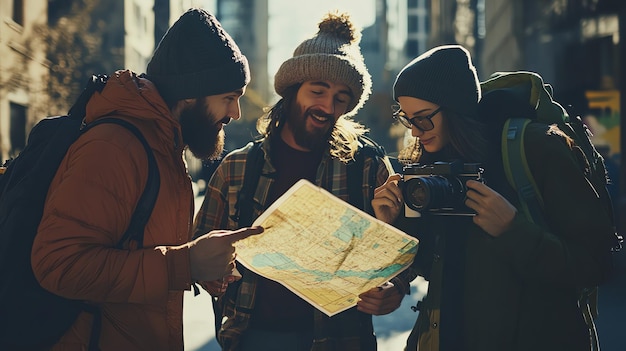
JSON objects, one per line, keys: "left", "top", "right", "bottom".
{"left": 0, "top": 0, "right": 49, "bottom": 162}
{"left": 0, "top": 0, "right": 158, "bottom": 163}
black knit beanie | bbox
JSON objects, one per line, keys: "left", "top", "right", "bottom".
{"left": 393, "top": 45, "right": 480, "bottom": 116}
{"left": 146, "top": 8, "right": 250, "bottom": 104}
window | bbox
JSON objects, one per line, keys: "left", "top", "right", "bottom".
{"left": 406, "top": 40, "right": 419, "bottom": 58}
{"left": 13, "top": 0, "right": 24, "bottom": 25}
{"left": 408, "top": 14, "right": 418, "bottom": 32}
{"left": 9, "top": 102, "right": 27, "bottom": 156}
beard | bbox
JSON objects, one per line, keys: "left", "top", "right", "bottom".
{"left": 179, "top": 99, "right": 225, "bottom": 160}
{"left": 286, "top": 102, "right": 334, "bottom": 151}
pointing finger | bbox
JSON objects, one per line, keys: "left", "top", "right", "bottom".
{"left": 209, "top": 226, "right": 264, "bottom": 242}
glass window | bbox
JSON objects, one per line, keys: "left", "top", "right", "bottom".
{"left": 13, "top": 0, "right": 24, "bottom": 25}
{"left": 9, "top": 102, "right": 27, "bottom": 156}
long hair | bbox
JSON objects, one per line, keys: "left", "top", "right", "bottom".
{"left": 444, "top": 110, "right": 489, "bottom": 163}
{"left": 257, "top": 84, "right": 368, "bottom": 163}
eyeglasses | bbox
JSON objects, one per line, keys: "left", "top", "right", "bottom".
{"left": 392, "top": 105, "right": 442, "bottom": 132}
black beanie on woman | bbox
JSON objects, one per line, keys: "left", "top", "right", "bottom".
{"left": 393, "top": 45, "right": 480, "bottom": 116}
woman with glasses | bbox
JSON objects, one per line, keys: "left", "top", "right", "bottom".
{"left": 372, "top": 45, "right": 616, "bottom": 351}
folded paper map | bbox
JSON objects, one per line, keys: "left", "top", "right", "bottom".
{"left": 235, "top": 179, "right": 419, "bottom": 316}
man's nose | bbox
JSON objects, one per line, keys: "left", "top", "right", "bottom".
{"left": 318, "top": 96, "right": 335, "bottom": 115}
{"left": 230, "top": 103, "right": 242, "bottom": 121}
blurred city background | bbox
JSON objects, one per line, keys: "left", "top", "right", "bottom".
{"left": 1, "top": 0, "right": 624, "bottom": 350}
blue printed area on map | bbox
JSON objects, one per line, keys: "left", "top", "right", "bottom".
{"left": 401, "top": 241, "right": 418, "bottom": 254}
{"left": 250, "top": 206, "right": 418, "bottom": 281}
{"left": 333, "top": 209, "right": 370, "bottom": 242}
{"left": 251, "top": 252, "right": 416, "bottom": 282}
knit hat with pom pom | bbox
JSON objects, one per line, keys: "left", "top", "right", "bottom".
{"left": 273, "top": 12, "right": 372, "bottom": 117}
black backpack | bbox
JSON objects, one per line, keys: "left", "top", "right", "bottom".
{"left": 0, "top": 75, "right": 160, "bottom": 350}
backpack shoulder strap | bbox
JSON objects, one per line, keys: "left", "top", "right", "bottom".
{"left": 213, "top": 141, "right": 264, "bottom": 336}
{"left": 82, "top": 118, "right": 160, "bottom": 248}
{"left": 501, "top": 117, "right": 547, "bottom": 228}
{"left": 232, "top": 140, "right": 264, "bottom": 227}
{"left": 78, "top": 118, "right": 160, "bottom": 350}
{"left": 347, "top": 136, "right": 386, "bottom": 214}
{"left": 213, "top": 138, "right": 264, "bottom": 334}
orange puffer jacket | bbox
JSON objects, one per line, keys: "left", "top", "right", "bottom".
{"left": 32, "top": 70, "right": 194, "bottom": 351}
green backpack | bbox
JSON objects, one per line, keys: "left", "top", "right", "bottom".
{"left": 479, "top": 71, "right": 622, "bottom": 351}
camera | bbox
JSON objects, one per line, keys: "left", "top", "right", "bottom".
{"left": 401, "top": 160, "right": 484, "bottom": 217}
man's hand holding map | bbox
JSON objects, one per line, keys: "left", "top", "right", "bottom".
{"left": 234, "top": 179, "right": 419, "bottom": 316}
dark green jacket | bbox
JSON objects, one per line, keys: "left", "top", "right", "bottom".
{"left": 401, "top": 124, "right": 616, "bottom": 351}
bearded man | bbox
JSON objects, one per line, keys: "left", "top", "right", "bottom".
{"left": 30, "top": 8, "right": 262, "bottom": 351}
{"left": 194, "top": 12, "right": 408, "bottom": 351}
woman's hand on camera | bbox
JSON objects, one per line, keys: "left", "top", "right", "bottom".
{"left": 465, "top": 180, "right": 517, "bottom": 237}
{"left": 372, "top": 174, "right": 404, "bottom": 224}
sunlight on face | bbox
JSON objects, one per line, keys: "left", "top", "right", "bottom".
{"left": 180, "top": 89, "right": 244, "bottom": 160}
{"left": 282, "top": 80, "right": 352, "bottom": 151}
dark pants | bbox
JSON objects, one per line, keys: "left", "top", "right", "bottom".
{"left": 240, "top": 329, "right": 314, "bottom": 351}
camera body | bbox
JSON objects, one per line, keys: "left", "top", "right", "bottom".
{"left": 402, "top": 160, "right": 484, "bottom": 217}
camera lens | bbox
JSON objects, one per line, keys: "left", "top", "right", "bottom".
{"left": 404, "top": 176, "right": 465, "bottom": 211}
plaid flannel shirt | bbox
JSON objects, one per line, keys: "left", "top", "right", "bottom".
{"left": 193, "top": 136, "right": 417, "bottom": 350}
